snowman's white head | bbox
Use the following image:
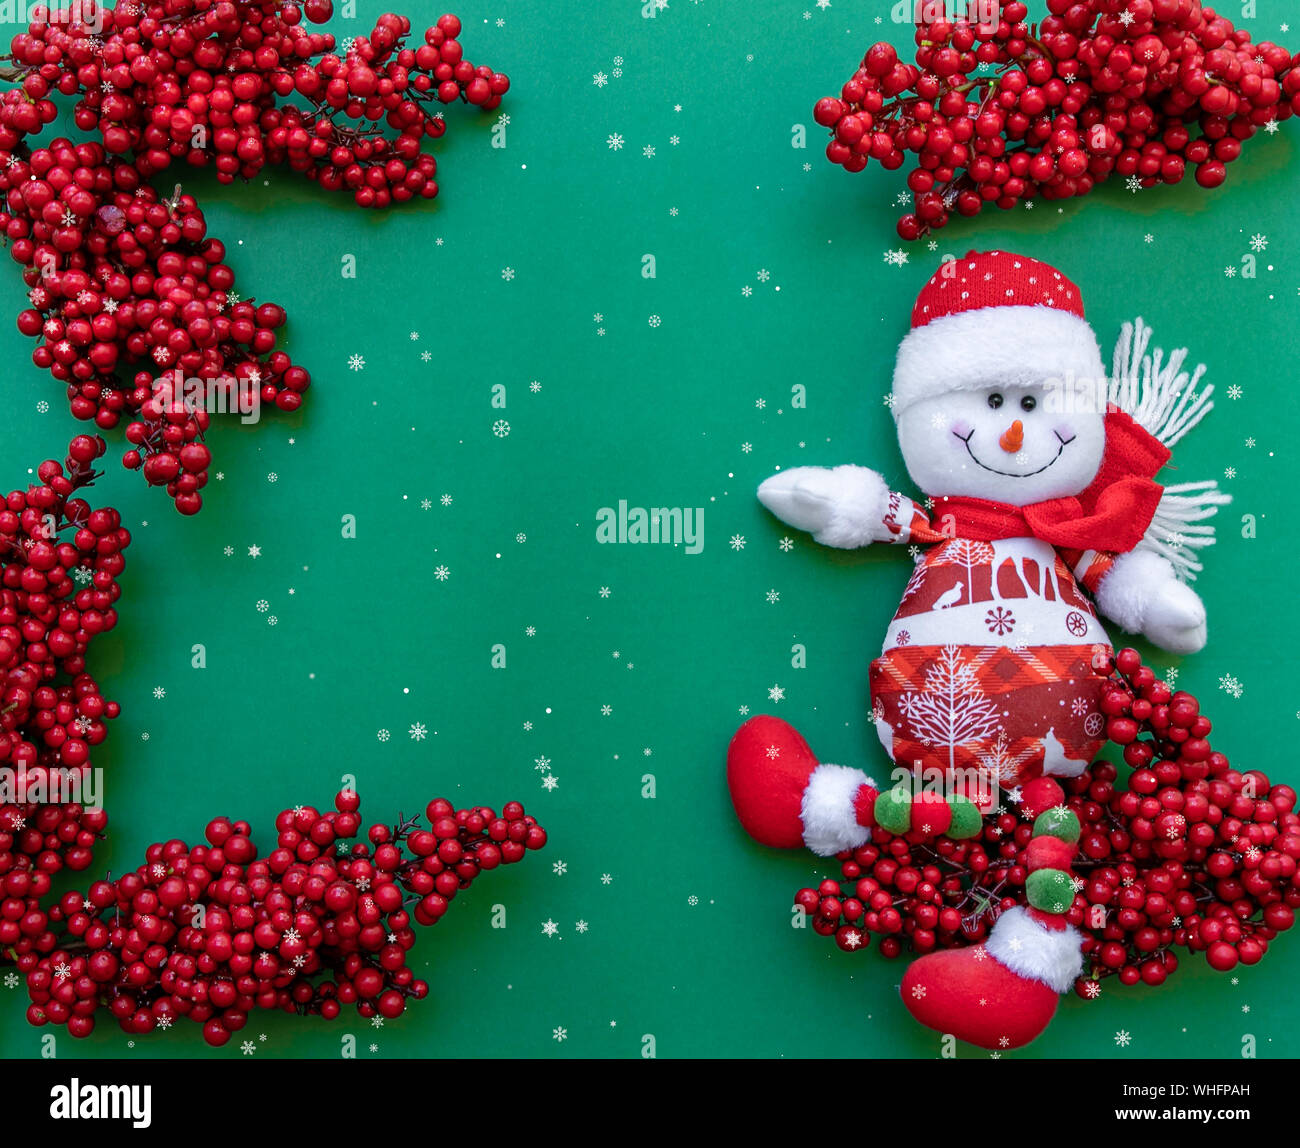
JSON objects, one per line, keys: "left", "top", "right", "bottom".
{"left": 895, "top": 384, "right": 1106, "bottom": 506}
{"left": 891, "top": 252, "right": 1111, "bottom": 507}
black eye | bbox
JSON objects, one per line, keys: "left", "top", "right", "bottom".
{"left": 987, "top": 393, "right": 1003, "bottom": 409}
{"left": 1020, "top": 396, "right": 1036, "bottom": 412}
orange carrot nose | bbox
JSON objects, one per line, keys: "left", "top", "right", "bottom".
{"left": 999, "top": 419, "right": 1024, "bottom": 453}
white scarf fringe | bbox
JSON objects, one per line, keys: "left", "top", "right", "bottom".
{"left": 1110, "top": 317, "right": 1215, "bottom": 448}
{"left": 1109, "top": 319, "right": 1230, "bottom": 581}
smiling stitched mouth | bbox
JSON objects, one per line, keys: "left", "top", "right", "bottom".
{"left": 953, "top": 429, "right": 1076, "bottom": 478}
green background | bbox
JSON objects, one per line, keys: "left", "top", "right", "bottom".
{"left": 1, "top": 0, "right": 1297, "bottom": 1060}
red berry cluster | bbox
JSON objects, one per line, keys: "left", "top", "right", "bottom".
{"left": 796, "top": 648, "right": 1298, "bottom": 996}
{"left": 1, "top": 439, "right": 126, "bottom": 885}
{"left": 0, "top": 5, "right": 503, "bottom": 513}
{"left": 17, "top": 789, "right": 546, "bottom": 1042}
{"left": 815, "top": 0, "right": 1298, "bottom": 238}
{"left": 2, "top": 153, "right": 306, "bottom": 514}
{"left": 0, "top": 4, "right": 505, "bottom": 206}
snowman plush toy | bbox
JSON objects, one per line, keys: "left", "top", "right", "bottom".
{"left": 727, "top": 250, "right": 1229, "bottom": 1050}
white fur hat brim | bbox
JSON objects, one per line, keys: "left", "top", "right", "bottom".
{"left": 891, "top": 304, "right": 1106, "bottom": 417}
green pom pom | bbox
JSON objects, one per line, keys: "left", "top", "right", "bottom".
{"left": 1033, "top": 806, "right": 1081, "bottom": 844}
{"left": 1026, "top": 868, "right": 1075, "bottom": 914}
{"left": 946, "top": 795, "right": 982, "bottom": 840}
{"left": 874, "top": 787, "right": 911, "bottom": 835}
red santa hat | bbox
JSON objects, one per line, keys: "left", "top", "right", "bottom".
{"left": 891, "top": 250, "right": 1107, "bottom": 416}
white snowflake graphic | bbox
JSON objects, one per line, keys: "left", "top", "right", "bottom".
{"left": 1218, "top": 673, "right": 1244, "bottom": 699}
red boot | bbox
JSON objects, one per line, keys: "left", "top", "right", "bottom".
{"left": 726, "top": 715, "right": 878, "bottom": 855}
{"left": 901, "top": 907, "right": 1082, "bottom": 1049}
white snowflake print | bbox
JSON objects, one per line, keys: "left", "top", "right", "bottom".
{"left": 1250, "top": 233, "right": 1268, "bottom": 251}
{"left": 779, "top": 537, "right": 794, "bottom": 552}
{"left": 348, "top": 354, "right": 365, "bottom": 371}
{"left": 553, "top": 1026, "right": 567, "bottom": 1041}
{"left": 765, "top": 589, "right": 780, "bottom": 604}
{"left": 984, "top": 606, "right": 1015, "bottom": 636}
{"left": 552, "top": 860, "right": 567, "bottom": 875}
{"left": 433, "top": 565, "right": 450, "bottom": 581}
{"left": 1114, "top": 1029, "right": 1132, "bottom": 1047}
{"left": 153, "top": 686, "right": 166, "bottom": 699}
{"left": 910, "top": 984, "right": 926, "bottom": 999}
{"left": 541, "top": 919, "right": 560, "bottom": 937}
{"left": 606, "top": 133, "right": 624, "bottom": 150}
{"left": 729, "top": 535, "right": 746, "bottom": 551}
{"left": 648, "top": 314, "right": 661, "bottom": 328}
{"left": 593, "top": 71, "right": 608, "bottom": 86}
{"left": 1218, "top": 673, "right": 1244, "bottom": 699}
{"left": 408, "top": 723, "right": 428, "bottom": 741}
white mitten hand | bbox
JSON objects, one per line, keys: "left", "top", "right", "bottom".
{"left": 756, "top": 465, "right": 888, "bottom": 549}
{"left": 1141, "top": 579, "right": 1208, "bottom": 654}
{"left": 1094, "top": 549, "right": 1208, "bottom": 655}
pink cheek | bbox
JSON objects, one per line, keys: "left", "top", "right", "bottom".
{"left": 951, "top": 419, "right": 972, "bottom": 441}
{"left": 1053, "top": 423, "right": 1075, "bottom": 440}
